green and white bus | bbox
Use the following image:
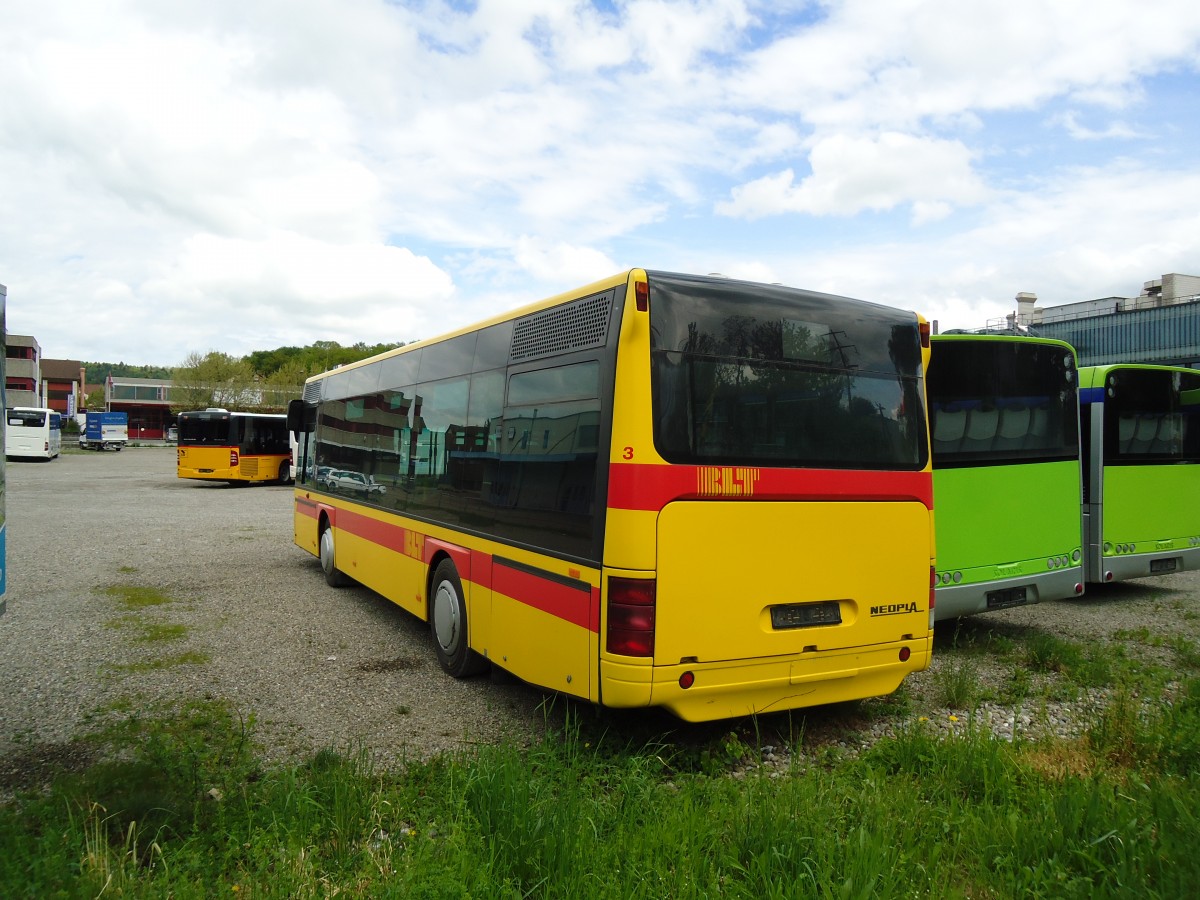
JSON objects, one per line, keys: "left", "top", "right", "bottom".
{"left": 1079, "top": 364, "right": 1200, "bottom": 583}
{"left": 928, "top": 334, "right": 1084, "bottom": 619}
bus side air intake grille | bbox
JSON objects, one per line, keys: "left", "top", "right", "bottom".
{"left": 302, "top": 382, "right": 321, "bottom": 404}
{"left": 510, "top": 290, "right": 614, "bottom": 362}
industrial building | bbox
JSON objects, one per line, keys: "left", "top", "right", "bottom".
{"left": 991, "top": 272, "right": 1200, "bottom": 369}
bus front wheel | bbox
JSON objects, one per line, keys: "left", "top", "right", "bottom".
{"left": 319, "top": 524, "right": 349, "bottom": 588}
{"left": 430, "top": 559, "right": 486, "bottom": 678}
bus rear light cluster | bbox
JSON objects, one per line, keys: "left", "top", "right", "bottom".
{"left": 230, "top": 450, "right": 239, "bottom": 467}
{"left": 936, "top": 571, "right": 962, "bottom": 585}
{"left": 1188, "top": 537, "right": 1200, "bottom": 548}
{"left": 1047, "top": 555, "right": 1072, "bottom": 569}
{"left": 1071, "top": 548, "right": 1082, "bottom": 563}
{"left": 606, "top": 577, "right": 656, "bottom": 658}
{"left": 635, "top": 280, "right": 650, "bottom": 312}
{"left": 1110, "top": 543, "right": 1137, "bottom": 555}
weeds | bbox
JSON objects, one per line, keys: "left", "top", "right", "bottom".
{"left": 2, "top": 681, "right": 1198, "bottom": 899}
{"left": 100, "top": 583, "right": 174, "bottom": 609}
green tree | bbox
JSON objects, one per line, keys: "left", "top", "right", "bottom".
{"left": 171, "top": 351, "right": 259, "bottom": 412}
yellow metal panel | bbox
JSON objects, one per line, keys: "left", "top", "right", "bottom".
{"left": 602, "top": 507, "right": 658, "bottom": 570}
{"left": 655, "top": 500, "right": 932, "bottom": 665}
{"left": 489, "top": 591, "right": 591, "bottom": 700}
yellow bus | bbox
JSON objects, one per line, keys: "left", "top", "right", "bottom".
{"left": 176, "top": 408, "right": 292, "bottom": 484}
{"left": 289, "top": 269, "right": 935, "bottom": 722}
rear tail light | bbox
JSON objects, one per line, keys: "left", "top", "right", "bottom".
{"left": 919, "top": 320, "right": 931, "bottom": 348}
{"left": 230, "top": 449, "right": 239, "bottom": 467}
{"left": 635, "top": 279, "right": 650, "bottom": 312}
{"left": 929, "top": 566, "right": 936, "bottom": 629}
{"left": 607, "top": 577, "right": 655, "bottom": 657}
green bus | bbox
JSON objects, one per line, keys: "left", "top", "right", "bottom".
{"left": 1079, "top": 364, "right": 1200, "bottom": 583}
{"left": 928, "top": 334, "right": 1084, "bottom": 619}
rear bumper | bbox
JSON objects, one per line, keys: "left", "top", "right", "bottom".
{"left": 1090, "top": 545, "right": 1200, "bottom": 584}
{"left": 601, "top": 638, "right": 931, "bottom": 722}
{"left": 934, "top": 566, "right": 1083, "bottom": 621}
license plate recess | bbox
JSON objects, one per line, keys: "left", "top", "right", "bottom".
{"left": 770, "top": 601, "right": 842, "bottom": 630}
{"left": 986, "top": 586, "right": 1028, "bottom": 610}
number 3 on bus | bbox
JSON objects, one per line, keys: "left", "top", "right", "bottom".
{"left": 288, "top": 269, "right": 936, "bottom": 722}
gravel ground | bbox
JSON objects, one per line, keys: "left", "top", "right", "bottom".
{"left": 2, "top": 447, "right": 1199, "bottom": 785}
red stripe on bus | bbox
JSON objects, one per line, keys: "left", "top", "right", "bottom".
{"left": 339, "top": 507, "right": 409, "bottom": 553}
{"left": 606, "top": 463, "right": 933, "bottom": 509}
{"left": 297, "top": 498, "right": 598, "bottom": 631}
{"left": 492, "top": 563, "right": 597, "bottom": 633}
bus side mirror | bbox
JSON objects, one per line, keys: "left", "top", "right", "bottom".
{"left": 287, "top": 398, "right": 314, "bottom": 436}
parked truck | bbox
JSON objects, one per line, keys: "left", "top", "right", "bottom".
{"left": 79, "top": 411, "right": 128, "bottom": 451}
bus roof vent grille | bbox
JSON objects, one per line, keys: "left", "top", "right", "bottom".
{"left": 303, "top": 382, "right": 322, "bottom": 404}
{"left": 510, "top": 290, "right": 614, "bottom": 362}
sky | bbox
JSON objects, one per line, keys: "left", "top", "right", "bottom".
{"left": 2, "top": 0, "right": 1200, "bottom": 368}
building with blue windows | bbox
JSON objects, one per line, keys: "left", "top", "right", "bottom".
{"left": 979, "top": 273, "right": 1200, "bottom": 369}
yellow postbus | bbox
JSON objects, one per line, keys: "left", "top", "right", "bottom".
{"left": 176, "top": 408, "right": 292, "bottom": 484}
{"left": 289, "top": 269, "right": 935, "bottom": 721}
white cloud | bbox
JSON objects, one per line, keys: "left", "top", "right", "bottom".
{"left": 717, "top": 132, "right": 989, "bottom": 219}
{"left": 3, "top": 1, "right": 1200, "bottom": 365}
{"left": 1053, "top": 111, "right": 1144, "bottom": 141}
{"left": 747, "top": 161, "right": 1200, "bottom": 329}
{"left": 512, "top": 236, "right": 619, "bottom": 284}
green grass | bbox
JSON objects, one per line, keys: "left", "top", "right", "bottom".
{"left": 106, "top": 616, "right": 190, "bottom": 643}
{"left": 3, "top": 672, "right": 1200, "bottom": 899}
{"left": 4, "top": 616, "right": 1200, "bottom": 898}
{"left": 100, "top": 583, "right": 175, "bottom": 609}
{"left": 110, "top": 650, "right": 211, "bottom": 673}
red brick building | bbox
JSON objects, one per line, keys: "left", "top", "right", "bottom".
{"left": 40, "top": 358, "right": 85, "bottom": 419}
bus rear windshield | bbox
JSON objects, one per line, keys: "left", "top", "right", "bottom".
{"left": 649, "top": 272, "right": 927, "bottom": 470}
{"left": 179, "top": 415, "right": 232, "bottom": 446}
{"left": 7, "top": 410, "right": 47, "bottom": 427}
{"left": 1103, "top": 368, "right": 1200, "bottom": 464}
{"left": 928, "top": 340, "right": 1078, "bottom": 467}
{"left": 179, "top": 415, "right": 290, "bottom": 455}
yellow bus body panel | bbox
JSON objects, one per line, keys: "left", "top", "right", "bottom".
{"left": 293, "top": 490, "right": 600, "bottom": 702}
{"left": 602, "top": 638, "right": 929, "bottom": 721}
{"left": 654, "top": 500, "right": 932, "bottom": 665}
{"left": 177, "top": 445, "right": 286, "bottom": 482}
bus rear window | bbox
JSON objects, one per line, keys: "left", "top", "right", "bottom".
{"left": 179, "top": 415, "right": 230, "bottom": 445}
{"left": 648, "top": 272, "right": 927, "bottom": 470}
{"left": 1103, "top": 368, "right": 1200, "bottom": 463}
{"left": 7, "top": 411, "right": 46, "bottom": 427}
{"left": 928, "top": 339, "right": 1078, "bottom": 467}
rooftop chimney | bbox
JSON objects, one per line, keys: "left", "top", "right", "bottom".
{"left": 1015, "top": 292, "right": 1037, "bottom": 327}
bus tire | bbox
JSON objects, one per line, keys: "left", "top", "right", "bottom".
{"left": 319, "top": 523, "right": 349, "bottom": 588}
{"left": 278, "top": 462, "right": 291, "bottom": 485}
{"left": 430, "top": 559, "right": 486, "bottom": 678}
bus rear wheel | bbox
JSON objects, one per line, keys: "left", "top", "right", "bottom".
{"left": 430, "top": 559, "right": 486, "bottom": 678}
{"left": 319, "top": 524, "right": 349, "bottom": 587}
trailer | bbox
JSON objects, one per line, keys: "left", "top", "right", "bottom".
{"left": 79, "top": 411, "right": 128, "bottom": 451}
